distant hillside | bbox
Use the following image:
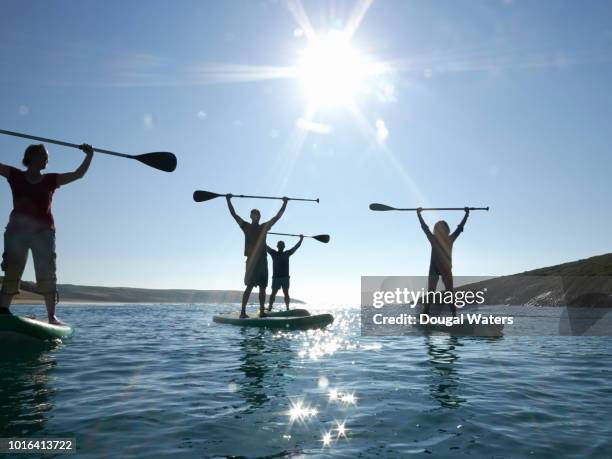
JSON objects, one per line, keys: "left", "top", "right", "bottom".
{"left": 1, "top": 279, "right": 304, "bottom": 304}
{"left": 459, "top": 253, "right": 612, "bottom": 307}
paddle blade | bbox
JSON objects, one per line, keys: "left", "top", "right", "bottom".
{"left": 369, "top": 203, "right": 395, "bottom": 211}
{"left": 134, "top": 152, "right": 177, "bottom": 172}
{"left": 193, "top": 190, "right": 224, "bottom": 202}
{"left": 312, "top": 234, "right": 330, "bottom": 243}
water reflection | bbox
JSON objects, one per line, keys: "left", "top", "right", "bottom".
{"left": 236, "top": 329, "right": 292, "bottom": 411}
{"left": 424, "top": 335, "right": 466, "bottom": 409}
{"left": 0, "top": 343, "right": 58, "bottom": 436}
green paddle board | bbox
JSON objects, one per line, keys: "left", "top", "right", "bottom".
{"left": 0, "top": 315, "right": 74, "bottom": 342}
{"left": 263, "top": 309, "right": 310, "bottom": 317}
{"left": 213, "top": 311, "right": 333, "bottom": 330}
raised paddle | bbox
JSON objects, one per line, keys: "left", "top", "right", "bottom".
{"left": 268, "top": 232, "right": 331, "bottom": 243}
{"left": 193, "top": 190, "right": 319, "bottom": 203}
{"left": 0, "top": 128, "right": 177, "bottom": 172}
{"left": 369, "top": 203, "right": 489, "bottom": 212}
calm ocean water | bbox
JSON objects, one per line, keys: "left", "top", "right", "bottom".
{"left": 1, "top": 304, "right": 611, "bottom": 458}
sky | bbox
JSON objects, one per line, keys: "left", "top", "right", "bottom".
{"left": 0, "top": 0, "right": 611, "bottom": 306}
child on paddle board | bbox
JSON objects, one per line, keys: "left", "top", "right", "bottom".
{"left": 0, "top": 143, "right": 93, "bottom": 324}
{"left": 227, "top": 195, "right": 288, "bottom": 318}
{"left": 417, "top": 207, "right": 469, "bottom": 317}
{"left": 266, "top": 235, "right": 303, "bottom": 311}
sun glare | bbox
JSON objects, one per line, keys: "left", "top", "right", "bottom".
{"left": 296, "top": 30, "right": 378, "bottom": 107}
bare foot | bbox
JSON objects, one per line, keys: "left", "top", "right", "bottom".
{"left": 239, "top": 313, "right": 249, "bottom": 319}
{"left": 49, "top": 316, "right": 65, "bottom": 326}
{"left": 259, "top": 311, "right": 268, "bottom": 318}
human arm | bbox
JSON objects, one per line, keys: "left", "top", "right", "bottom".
{"left": 417, "top": 208, "right": 433, "bottom": 238}
{"left": 287, "top": 235, "right": 304, "bottom": 256}
{"left": 0, "top": 162, "right": 11, "bottom": 178}
{"left": 226, "top": 194, "right": 246, "bottom": 227}
{"left": 451, "top": 208, "right": 470, "bottom": 240}
{"left": 264, "top": 197, "right": 288, "bottom": 227}
{"left": 57, "top": 144, "right": 94, "bottom": 186}
{"left": 266, "top": 245, "right": 276, "bottom": 255}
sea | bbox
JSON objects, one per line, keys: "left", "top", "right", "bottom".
{"left": 1, "top": 304, "right": 611, "bottom": 458}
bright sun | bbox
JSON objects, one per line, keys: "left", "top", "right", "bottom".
{"left": 296, "top": 30, "right": 378, "bottom": 108}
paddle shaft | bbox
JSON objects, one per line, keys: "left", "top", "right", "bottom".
{"left": 0, "top": 128, "right": 132, "bottom": 159}
{"left": 230, "top": 193, "right": 318, "bottom": 203}
{"left": 395, "top": 207, "right": 488, "bottom": 211}
{"left": 268, "top": 232, "right": 330, "bottom": 243}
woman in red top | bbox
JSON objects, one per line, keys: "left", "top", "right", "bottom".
{"left": 0, "top": 143, "right": 93, "bottom": 324}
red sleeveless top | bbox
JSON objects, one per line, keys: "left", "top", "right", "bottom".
{"left": 6, "top": 167, "right": 59, "bottom": 233}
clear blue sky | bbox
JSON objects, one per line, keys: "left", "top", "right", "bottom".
{"left": 1, "top": 0, "right": 611, "bottom": 305}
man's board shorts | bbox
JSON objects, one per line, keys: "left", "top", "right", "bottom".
{"left": 271, "top": 276, "right": 290, "bottom": 291}
{"left": 1, "top": 229, "right": 57, "bottom": 295}
{"left": 245, "top": 253, "right": 268, "bottom": 288}
{"left": 428, "top": 263, "right": 452, "bottom": 277}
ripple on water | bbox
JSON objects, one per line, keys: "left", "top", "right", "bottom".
{"left": 1, "top": 304, "right": 611, "bottom": 458}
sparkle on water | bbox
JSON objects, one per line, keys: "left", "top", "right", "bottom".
{"left": 336, "top": 421, "right": 348, "bottom": 438}
{"left": 328, "top": 388, "right": 357, "bottom": 405}
{"left": 287, "top": 399, "right": 318, "bottom": 423}
{"left": 276, "top": 310, "right": 361, "bottom": 451}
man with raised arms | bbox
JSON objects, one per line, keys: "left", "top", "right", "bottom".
{"left": 266, "top": 235, "right": 303, "bottom": 311}
{"left": 227, "top": 195, "right": 288, "bottom": 318}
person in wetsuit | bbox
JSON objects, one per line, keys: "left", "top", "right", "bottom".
{"left": 0, "top": 143, "right": 94, "bottom": 324}
{"left": 266, "top": 235, "right": 303, "bottom": 311}
{"left": 417, "top": 207, "right": 469, "bottom": 317}
{"left": 227, "top": 195, "right": 288, "bottom": 318}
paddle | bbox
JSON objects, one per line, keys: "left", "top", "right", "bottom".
{"left": 369, "top": 203, "right": 490, "bottom": 211}
{"left": 0, "top": 128, "right": 177, "bottom": 172}
{"left": 193, "top": 190, "right": 319, "bottom": 203}
{"left": 268, "top": 232, "right": 330, "bottom": 243}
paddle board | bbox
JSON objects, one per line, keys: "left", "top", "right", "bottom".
{"left": 264, "top": 309, "right": 310, "bottom": 317}
{"left": 0, "top": 315, "right": 74, "bottom": 342}
{"left": 213, "top": 311, "right": 333, "bottom": 330}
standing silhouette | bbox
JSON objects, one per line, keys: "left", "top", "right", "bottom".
{"left": 0, "top": 143, "right": 93, "bottom": 324}
{"left": 227, "top": 195, "right": 288, "bottom": 318}
{"left": 417, "top": 207, "right": 469, "bottom": 317}
{"left": 266, "top": 235, "right": 303, "bottom": 311}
